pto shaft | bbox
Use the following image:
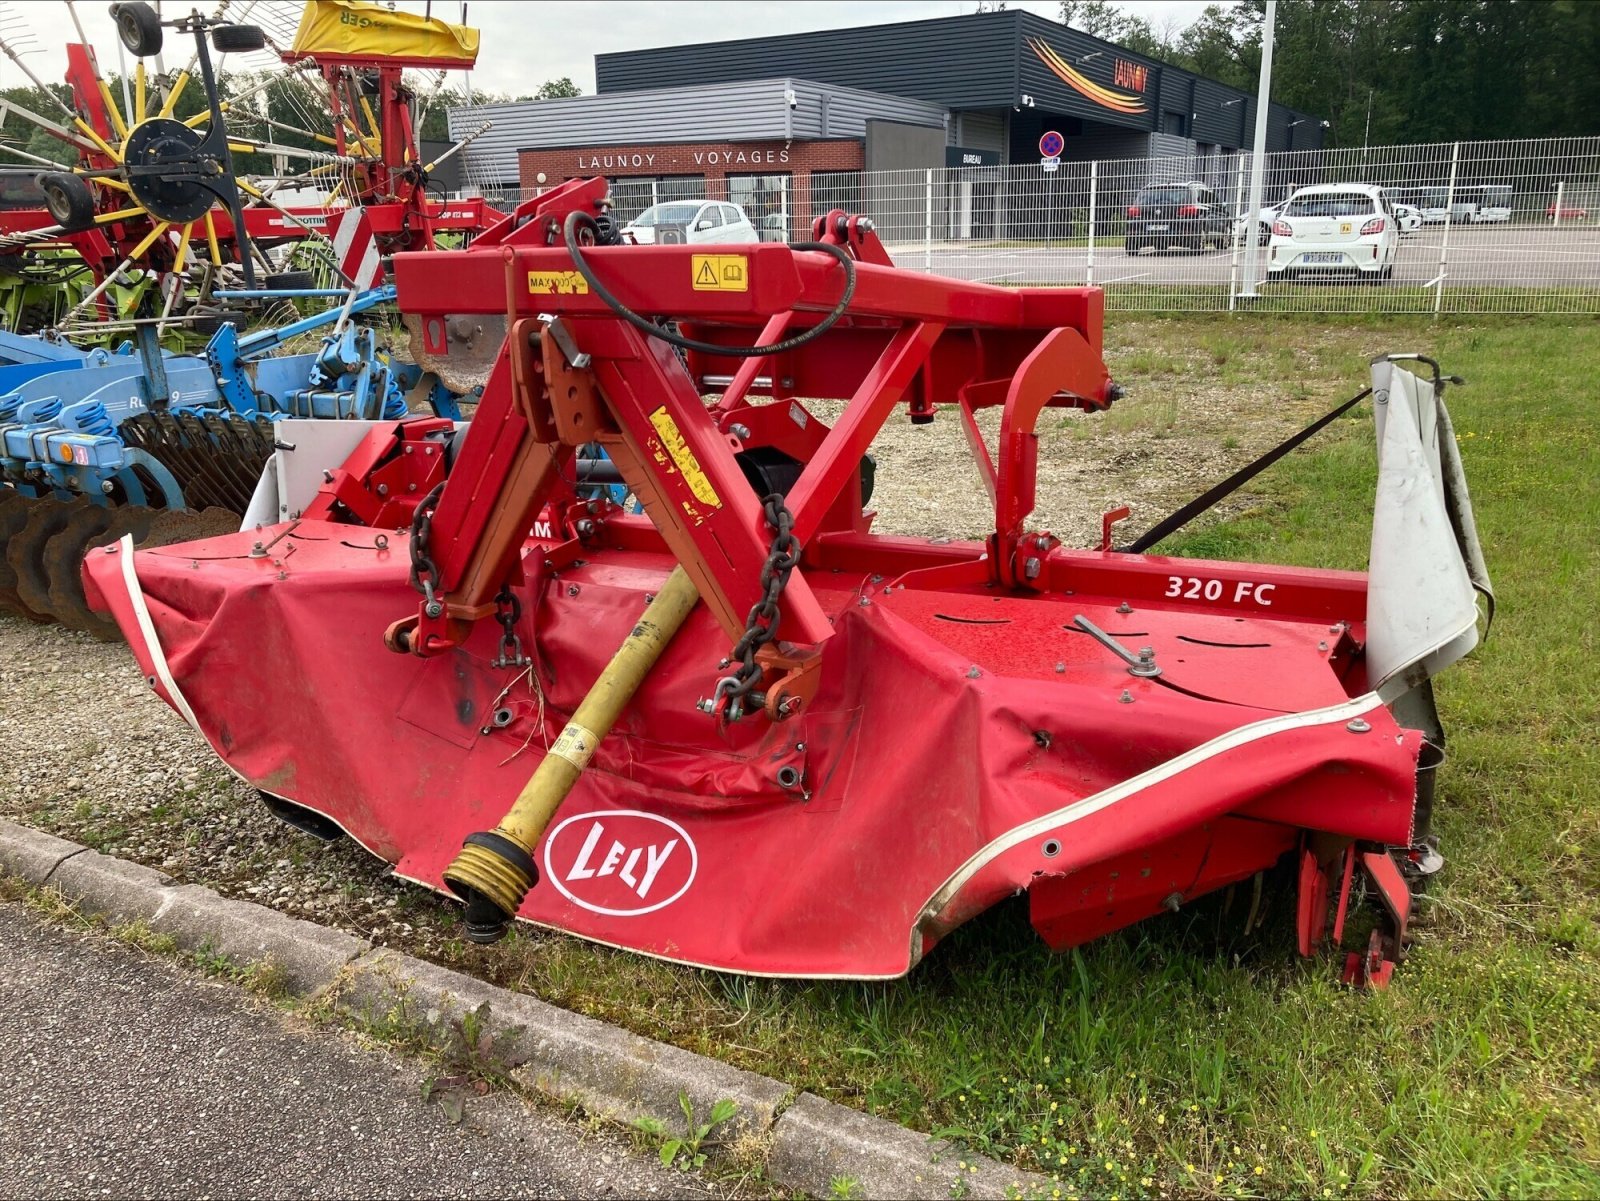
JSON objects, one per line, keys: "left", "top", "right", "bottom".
{"left": 443, "top": 566, "right": 701, "bottom": 942}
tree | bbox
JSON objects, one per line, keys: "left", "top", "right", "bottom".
{"left": 1059, "top": 0, "right": 1598, "bottom": 144}
{"left": 1059, "top": 1, "right": 1182, "bottom": 60}
{"left": 531, "top": 78, "right": 580, "bottom": 100}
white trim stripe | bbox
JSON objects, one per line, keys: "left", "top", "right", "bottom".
{"left": 117, "top": 534, "right": 201, "bottom": 733}
{"left": 914, "top": 691, "right": 1391, "bottom": 932}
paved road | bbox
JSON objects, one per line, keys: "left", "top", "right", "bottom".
{"left": 0, "top": 902, "right": 721, "bottom": 1199}
{"left": 885, "top": 224, "right": 1600, "bottom": 289}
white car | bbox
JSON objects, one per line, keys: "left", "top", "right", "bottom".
{"left": 1267, "top": 184, "right": 1399, "bottom": 283}
{"left": 1392, "top": 202, "right": 1423, "bottom": 235}
{"left": 1237, "top": 200, "right": 1287, "bottom": 246}
{"left": 620, "top": 200, "right": 759, "bottom": 245}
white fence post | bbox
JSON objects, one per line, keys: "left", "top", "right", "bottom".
{"left": 1553, "top": 180, "right": 1565, "bottom": 229}
{"left": 1435, "top": 140, "right": 1461, "bottom": 315}
{"left": 1228, "top": 150, "right": 1244, "bottom": 311}
{"left": 1086, "top": 160, "right": 1098, "bottom": 287}
{"left": 924, "top": 169, "right": 934, "bottom": 272}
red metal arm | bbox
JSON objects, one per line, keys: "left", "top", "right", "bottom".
{"left": 383, "top": 179, "right": 1118, "bottom": 717}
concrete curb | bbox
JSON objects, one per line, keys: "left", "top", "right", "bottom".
{"left": 0, "top": 818, "right": 1050, "bottom": 1199}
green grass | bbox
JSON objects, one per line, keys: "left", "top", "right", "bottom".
{"left": 420, "top": 316, "right": 1600, "bottom": 1199}
{"left": 1098, "top": 285, "right": 1600, "bottom": 318}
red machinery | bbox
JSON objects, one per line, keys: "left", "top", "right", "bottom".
{"left": 0, "top": 1, "right": 500, "bottom": 303}
{"left": 83, "top": 179, "right": 1489, "bottom": 983}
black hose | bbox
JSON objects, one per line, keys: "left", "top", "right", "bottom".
{"left": 561, "top": 210, "right": 856, "bottom": 358}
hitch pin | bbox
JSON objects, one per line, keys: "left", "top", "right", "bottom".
{"left": 1072, "top": 614, "right": 1161, "bottom": 678}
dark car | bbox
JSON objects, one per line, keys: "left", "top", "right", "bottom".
{"left": 1124, "top": 181, "right": 1229, "bottom": 254}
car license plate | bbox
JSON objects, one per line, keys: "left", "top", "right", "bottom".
{"left": 1304, "top": 252, "right": 1343, "bottom": 264}
{"left": 1147, "top": 224, "right": 1169, "bottom": 232}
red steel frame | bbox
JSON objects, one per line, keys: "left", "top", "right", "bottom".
{"left": 385, "top": 179, "right": 1374, "bottom": 709}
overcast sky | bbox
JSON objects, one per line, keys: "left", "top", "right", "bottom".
{"left": 16, "top": 1, "right": 1222, "bottom": 98}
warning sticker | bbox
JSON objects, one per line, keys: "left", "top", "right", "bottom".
{"left": 648, "top": 405, "right": 722, "bottom": 525}
{"left": 549, "top": 721, "right": 598, "bottom": 771}
{"left": 528, "top": 270, "right": 588, "bottom": 295}
{"left": 691, "top": 254, "right": 748, "bottom": 292}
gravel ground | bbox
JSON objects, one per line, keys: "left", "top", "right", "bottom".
{"left": 0, "top": 320, "right": 1371, "bottom": 981}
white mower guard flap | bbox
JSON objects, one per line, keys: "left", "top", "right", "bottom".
{"left": 1365, "top": 357, "right": 1493, "bottom": 699}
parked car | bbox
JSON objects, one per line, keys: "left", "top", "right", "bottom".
{"left": 1547, "top": 201, "right": 1589, "bottom": 222}
{"left": 1236, "top": 199, "right": 1288, "bottom": 246}
{"left": 1125, "top": 181, "right": 1230, "bottom": 253}
{"left": 1391, "top": 202, "right": 1423, "bottom": 235}
{"left": 1267, "top": 183, "right": 1398, "bottom": 283}
{"left": 621, "top": 200, "right": 759, "bottom": 245}
{"left": 756, "top": 212, "right": 790, "bottom": 243}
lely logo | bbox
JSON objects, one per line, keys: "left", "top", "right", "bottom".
{"left": 543, "top": 810, "right": 697, "bottom": 917}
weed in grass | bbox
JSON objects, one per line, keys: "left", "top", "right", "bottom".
{"left": 186, "top": 941, "right": 293, "bottom": 1002}
{"left": 633, "top": 1093, "right": 740, "bottom": 1171}
{"left": 419, "top": 1001, "right": 531, "bottom": 1124}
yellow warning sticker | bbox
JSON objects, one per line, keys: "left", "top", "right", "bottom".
{"left": 549, "top": 721, "right": 598, "bottom": 771}
{"left": 528, "top": 270, "right": 588, "bottom": 295}
{"left": 648, "top": 405, "right": 722, "bottom": 525}
{"left": 691, "top": 254, "right": 748, "bottom": 292}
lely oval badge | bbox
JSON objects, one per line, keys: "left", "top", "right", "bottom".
{"left": 543, "top": 810, "right": 698, "bottom": 917}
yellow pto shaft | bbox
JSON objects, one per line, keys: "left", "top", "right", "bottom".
{"left": 443, "top": 565, "right": 701, "bottom": 942}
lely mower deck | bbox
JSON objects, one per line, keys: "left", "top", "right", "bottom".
{"left": 84, "top": 178, "right": 1490, "bottom": 983}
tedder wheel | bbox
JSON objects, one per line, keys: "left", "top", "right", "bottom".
{"left": 111, "top": 2, "right": 163, "bottom": 58}
{"left": 264, "top": 270, "right": 315, "bottom": 291}
{"left": 210, "top": 23, "right": 267, "bottom": 53}
{"left": 38, "top": 172, "right": 95, "bottom": 232}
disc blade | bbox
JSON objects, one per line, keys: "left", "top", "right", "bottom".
{"left": 0, "top": 491, "right": 53, "bottom": 622}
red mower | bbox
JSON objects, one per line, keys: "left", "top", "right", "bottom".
{"left": 83, "top": 178, "right": 1490, "bottom": 985}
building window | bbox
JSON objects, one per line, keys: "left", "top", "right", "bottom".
{"left": 727, "top": 173, "right": 791, "bottom": 242}
{"left": 604, "top": 176, "right": 709, "bottom": 225}
{"left": 813, "top": 170, "right": 863, "bottom": 217}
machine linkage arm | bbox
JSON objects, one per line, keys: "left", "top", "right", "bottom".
{"left": 381, "top": 178, "right": 1121, "bottom": 717}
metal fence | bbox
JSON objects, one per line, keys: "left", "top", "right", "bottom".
{"left": 459, "top": 136, "right": 1600, "bottom": 315}
{"left": 846, "top": 137, "right": 1600, "bottom": 315}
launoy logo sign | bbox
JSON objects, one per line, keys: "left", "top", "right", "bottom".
{"left": 544, "top": 810, "right": 698, "bottom": 916}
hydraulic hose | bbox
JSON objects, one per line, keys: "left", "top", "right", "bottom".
{"left": 561, "top": 210, "right": 857, "bottom": 358}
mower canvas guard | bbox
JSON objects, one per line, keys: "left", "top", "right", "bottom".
{"left": 83, "top": 180, "right": 1488, "bottom": 981}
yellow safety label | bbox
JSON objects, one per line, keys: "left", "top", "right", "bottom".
{"left": 648, "top": 405, "right": 722, "bottom": 525}
{"left": 527, "top": 270, "right": 588, "bottom": 295}
{"left": 549, "top": 721, "right": 599, "bottom": 771}
{"left": 691, "top": 254, "right": 748, "bottom": 292}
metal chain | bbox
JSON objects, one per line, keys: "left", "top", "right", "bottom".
{"left": 408, "top": 482, "right": 445, "bottom": 618}
{"left": 492, "top": 586, "right": 529, "bottom": 669}
{"left": 709, "top": 494, "right": 801, "bottom": 722}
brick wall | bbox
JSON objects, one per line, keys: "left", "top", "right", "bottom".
{"left": 518, "top": 139, "right": 864, "bottom": 237}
